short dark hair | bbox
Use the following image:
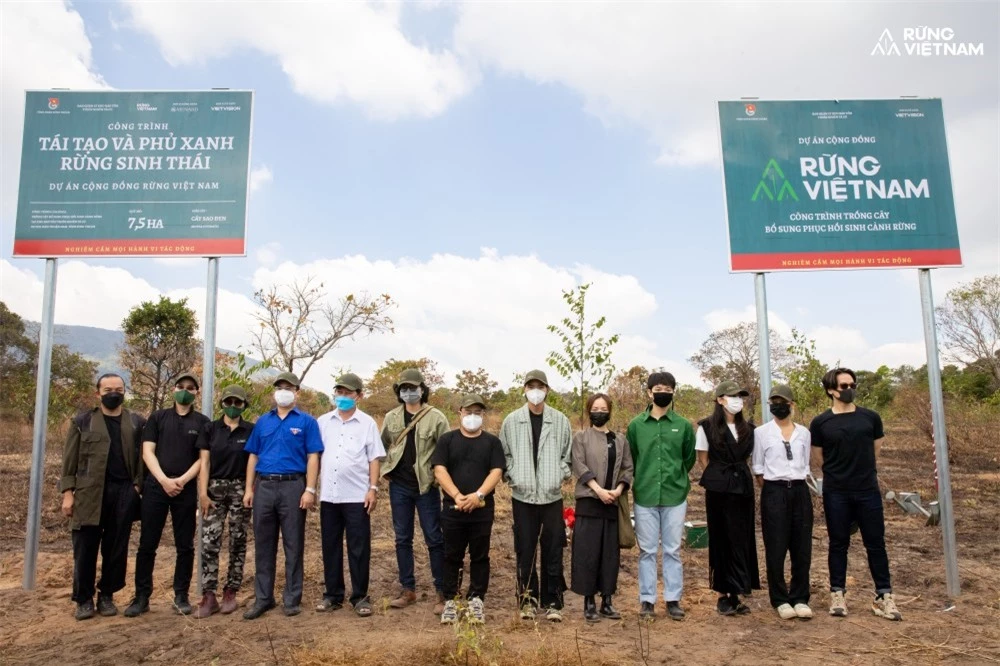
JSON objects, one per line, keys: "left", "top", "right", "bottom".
{"left": 95, "top": 373, "right": 125, "bottom": 390}
{"left": 822, "top": 367, "right": 857, "bottom": 393}
{"left": 647, "top": 371, "right": 676, "bottom": 390}
{"left": 585, "top": 393, "right": 613, "bottom": 422}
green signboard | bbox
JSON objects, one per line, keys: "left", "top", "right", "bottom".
{"left": 14, "top": 90, "right": 253, "bottom": 257}
{"left": 718, "top": 99, "right": 962, "bottom": 271}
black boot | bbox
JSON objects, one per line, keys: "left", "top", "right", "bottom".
{"left": 599, "top": 595, "right": 620, "bottom": 620}
{"left": 583, "top": 596, "right": 600, "bottom": 622}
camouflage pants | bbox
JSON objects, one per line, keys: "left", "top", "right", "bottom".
{"left": 202, "top": 478, "right": 249, "bottom": 592}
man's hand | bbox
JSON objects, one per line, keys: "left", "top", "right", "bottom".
{"left": 61, "top": 492, "right": 74, "bottom": 518}
{"left": 160, "top": 477, "right": 184, "bottom": 497}
{"left": 364, "top": 489, "right": 378, "bottom": 515}
{"left": 300, "top": 490, "right": 316, "bottom": 511}
{"left": 200, "top": 493, "right": 215, "bottom": 517}
{"left": 457, "top": 494, "right": 480, "bottom": 512}
{"left": 243, "top": 489, "right": 254, "bottom": 509}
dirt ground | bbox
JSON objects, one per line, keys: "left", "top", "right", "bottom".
{"left": 1, "top": 422, "right": 998, "bottom": 665}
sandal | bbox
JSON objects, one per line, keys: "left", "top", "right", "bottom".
{"left": 353, "top": 598, "right": 373, "bottom": 617}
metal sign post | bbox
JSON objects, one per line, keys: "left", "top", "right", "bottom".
{"left": 196, "top": 256, "right": 221, "bottom": 596}
{"left": 22, "top": 258, "right": 59, "bottom": 589}
{"left": 917, "top": 268, "right": 960, "bottom": 598}
{"left": 754, "top": 272, "right": 772, "bottom": 423}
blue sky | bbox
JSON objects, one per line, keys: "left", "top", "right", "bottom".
{"left": 1, "top": 1, "right": 997, "bottom": 395}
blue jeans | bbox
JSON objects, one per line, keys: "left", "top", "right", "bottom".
{"left": 823, "top": 488, "right": 892, "bottom": 595}
{"left": 633, "top": 502, "right": 687, "bottom": 603}
{"left": 389, "top": 482, "right": 445, "bottom": 592}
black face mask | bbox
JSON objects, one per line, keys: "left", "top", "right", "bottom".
{"left": 101, "top": 392, "right": 125, "bottom": 409}
{"left": 837, "top": 388, "right": 855, "bottom": 404}
{"left": 590, "top": 412, "right": 611, "bottom": 427}
{"left": 651, "top": 392, "right": 673, "bottom": 408}
{"left": 769, "top": 402, "right": 792, "bottom": 419}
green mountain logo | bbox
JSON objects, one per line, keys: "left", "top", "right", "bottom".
{"left": 752, "top": 159, "right": 799, "bottom": 202}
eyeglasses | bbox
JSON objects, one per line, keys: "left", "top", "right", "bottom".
{"left": 837, "top": 383, "right": 857, "bottom": 390}
{"left": 222, "top": 399, "right": 245, "bottom": 407}
{"left": 782, "top": 440, "right": 793, "bottom": 461}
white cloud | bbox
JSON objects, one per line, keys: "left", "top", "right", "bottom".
{"left": 249, "top": 165, "right": 273, "bottom": 194}
{"left": 254, "top": 241, "right": 282, "bottom": 267}
{"left": 119, "top": 1, "right": 476, "bottom": 120}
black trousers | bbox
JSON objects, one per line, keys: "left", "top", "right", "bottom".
{"left": 570, "top": 514, "right": 619, "bottom": 597}
{"left": 72, "top": 481, "right": 138, "bottom": 603}
{"left": 705, "top": 490, "right": 761, "bottom": 595}
{"left": 512, "top": 499, "right": 566, "bottom": 609}
{"left": 442, "top": 517, "right": 493, "bottom": 600}
{"left": 320, "top": 502, "right": 371, "bottom": 605}
{"left": 760, "top": 481, "right": 813, "bottom": 607}
{"left": 134, "top": 479, "right": 197, "bottom": 598}
{"left": 253, "top": 477, "right": 307, "bottom": 608}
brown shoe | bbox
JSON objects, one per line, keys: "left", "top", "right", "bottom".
{"left": 220, "top": 589, "right": 238, "bottom": 615}
{"left": 193, "top": 592, "right": 220, "bottom": 619}
{"left": 433, "top": 591, "right": 446, "bottom": 616}
{"left": 390, "top": 589, "right": 416, "bottom": 609}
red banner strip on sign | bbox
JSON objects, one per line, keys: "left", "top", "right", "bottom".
{"left": 731, "top": 248, "right": 963, "bottom": 271}
{"left": 13, "top": 238, "right": 245, "bottom": 257}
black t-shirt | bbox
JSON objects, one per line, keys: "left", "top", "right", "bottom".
{"left": 104, "top": 414, "right": 131, "bottom": 484}
{"left": 530, "top": 410, "right": 543, "bottom": 465}
{"left": 431, "top": 430, "right": 506, "bottom": 522}
{"left": 389, "top": 409, "right": 419, "bottom": 489}
{"left": 810, "top": 407, "right": 884, "bottom": 492}
{"left": 196, "top": 418, "right": 254, "bottom": 480}
{"left": 143, "top": 408, "right": 211, "bottom": 478}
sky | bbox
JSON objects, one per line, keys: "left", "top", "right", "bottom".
{"left": 1, "top": 1, "right": 998, "bottom": 396}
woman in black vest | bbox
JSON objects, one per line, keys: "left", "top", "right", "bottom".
{"left": 696, "top": 381, "right": 760, "bottom": 616}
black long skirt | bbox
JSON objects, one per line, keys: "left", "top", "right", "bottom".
{"left": 705, "top": 490, "right": 761, "bottom": 595}
{"left": 570, "top": 499, "right": 619, "bottom": 597}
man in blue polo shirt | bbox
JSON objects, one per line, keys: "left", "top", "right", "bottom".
{"left": 242, "top": 372, "right": 323, "bottom": 620}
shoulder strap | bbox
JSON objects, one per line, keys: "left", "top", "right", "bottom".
{"left": 391, "top": 406, "right": 433, "bottom": 449}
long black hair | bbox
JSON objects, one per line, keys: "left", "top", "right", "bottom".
{"left": 703, "top": 402, "right": 753, "bottom": 446}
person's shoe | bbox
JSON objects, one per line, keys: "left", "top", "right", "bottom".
{"left": 583, "top": 596, "right": 600, "bottom": 622}
{"left": 872, "top": 593, "right": 902, "bottom": 621}
{"left": 519, "top": 603, "right": 536, "bottom": 620}
{"left": 544, "top": 606, "right": 563, "bottom": 622}
{"left": 315, "top": 597, "right": 343, "bottom": 612}
{"left": 468, "top": 597, "right": 485, "bottom": 625}
{"left": 599, "top": 595, "right": 620, "bottom": 620}
{"left": 97, "top": 594, "right": 118, "bottom": 617}
{"left": 193, "top": 592, "right": 220, "bottom": 618}
{"left": 717, "top": 596, "right": 737, "bottom": 616}
{"left": 390, "top": 588, "right": 416, "bottom": 609}
{"left": 123, "top": 595, "right": 149, "bottom": 618}
{"left": 433, "top": 591, "right": 446, "bottom": 616}
{"left": 220, "top": 589, "right": 239, "bottom": 615}
{"left": 639, "top": 601, "right": 655, "bottom": 620}
{"left": 243, "top": 600, "right": 276, "bottom": 620}
{"left": 793, "top": 603, "right": 813, "bottom": 620}
{"left": 829, "top": 590, "right": 847, "bottom": 617}
{"left": 75, "top": 599, "right": 95, "bottom": 621}
{"left": 173, "top": 593, "right": 193, "bottom": 616}
{"left": 731, "top": 595, "right": 751, "bottom": 615}
{"left": 666, "top": 601, "right": 686, "bottom": 620}
{"left": 440, "top": 600, "right": 458, "bottom": 624}
{"left": 776, "top": 603, "right": 798, "bottom": 620}
{"left": 283, "top": 604, "right": 301, "bottom": 617}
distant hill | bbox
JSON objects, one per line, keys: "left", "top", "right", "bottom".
{"left": 23, "top": 321, "right": 274, "bottom": 382}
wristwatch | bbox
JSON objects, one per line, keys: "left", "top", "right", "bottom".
{"left": 475, "top": 491, "right": 485, "bottom": 501}
{"left": 369, "top": 485, "right": 379, "bottom": 493}
{"left": 305, "top": 487, "right": 316, "bottom": 495}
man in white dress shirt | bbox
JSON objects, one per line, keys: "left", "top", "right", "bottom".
{"left": 315, "top": 373, "right": 385, "bottom": 617}
{"left": 751, "top": 384, "right": 814, "bottom": 621}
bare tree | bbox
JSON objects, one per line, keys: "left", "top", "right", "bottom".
{"left": 936, "top": 274, "right": 1000, "bottom": 384}
{"left": 250, "top": 276, "right": 394, "bottom": 384}
{"left": 687, "top": 321, "right": 791, "bottom": 413}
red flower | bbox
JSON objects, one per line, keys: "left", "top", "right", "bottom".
{"left": 563, "top": 506, "right": 576, "bottom": 529}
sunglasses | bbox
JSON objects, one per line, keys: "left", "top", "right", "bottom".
{"left": 222, "top": 399, "right": 246, "bottom": 407}
{"left": 837, "top": 383, "right": 857, "bottom": 390}
{"left": 782, "top": 440, "right": 793, "bottom": 461}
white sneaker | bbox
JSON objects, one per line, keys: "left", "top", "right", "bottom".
{"left": 545, "top": 606, "right": 563, "bottom": 622}
{"left": 468, "top": 597, "right": 485, "bottom": 624}
{"left": 829, "top": 590, "right": 847, "bottom": 617}
{"left": 872, "top": 593, "right": 902, "bottom": 621}
{"left": 440, "top": 600, "right": 458, "bottom": 624}
{"left": 776, "top": 603, "right": 797, "bottom": 620}
{"left": 519, "top": 603, "right": 535, "bottom": 620}
{"left": 793, "top": 603, "right": 813, "bottom": 619}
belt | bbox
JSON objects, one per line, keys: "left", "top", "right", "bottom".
{"left": 765, "top": 479, "right": 807, "bottom": 488}
{"left": 258, "top": 473, "right": 304, "bottom": 481}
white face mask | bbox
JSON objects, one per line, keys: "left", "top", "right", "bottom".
{"left": 724, "top": 396, "right": 744, "bottom": 415}
{"left": 274, "top": 389, "right": 295, "bottom": 408}
{"left": 525, "top": 388, "right": 547, "bottom": 406}
{"left": 461, "top": 414, "right": 483, "bottom": 432}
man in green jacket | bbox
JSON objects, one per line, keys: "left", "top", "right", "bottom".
{"left": 499, "top": 369, "right": 573, "bottom": 622}
{"left": 60, "top": 373, "right": 146, "bottom": 620}
{"left": 627, "top": 371, "right": 696, "bottom": 622}
{"left": 380, "top": 369, "right": 450, "bottom": 614}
